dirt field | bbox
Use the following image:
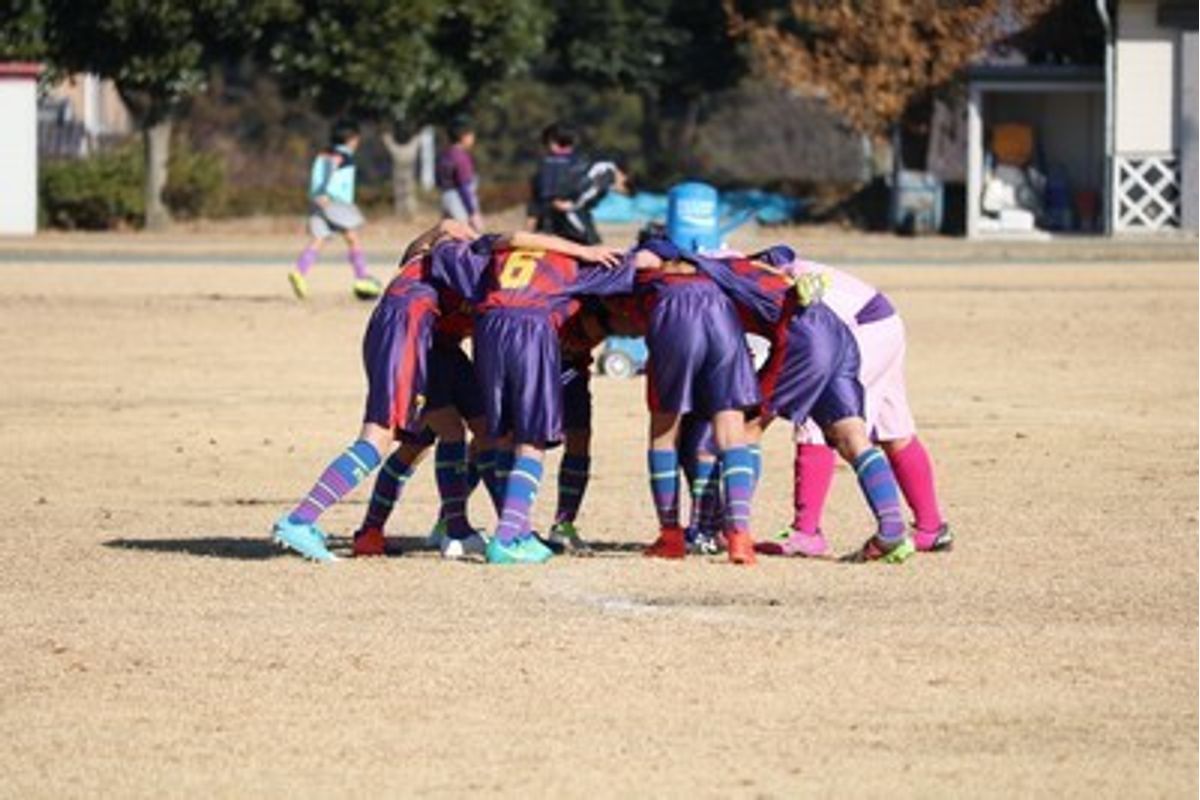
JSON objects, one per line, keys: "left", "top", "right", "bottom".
{"left": 0, "top": 233, "right": 1196, "bottom": 797}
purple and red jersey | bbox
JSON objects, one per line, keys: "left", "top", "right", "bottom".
{"left": 430, "top": 237, "right": 635, "bottom": 328}
{"left": 689, "top": 252, "right": 798, "bottom": 338}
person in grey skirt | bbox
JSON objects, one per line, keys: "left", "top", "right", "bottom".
{"left": 288, "top": 120, "right": 381, "bottom": 300}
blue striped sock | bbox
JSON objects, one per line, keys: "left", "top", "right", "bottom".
{"left": 720, "top": 446, "right": 755, "bottom": 536}
{"left": 495, "top": 455, "right": 543, "bottom": 545}
{"left": 648, "top": 449, "right": 680, "bottom": 529}
{"left": 748, "top": 443, "right": 762, "bottom": 490}
{"left": 290, "top": 440, "right": 381, "bottom": 525}
{"left": 853, "top": 448, "right": 906, "bottom": 541}
{"left": 688, "top": 457, "right": 717, "bottom": 534}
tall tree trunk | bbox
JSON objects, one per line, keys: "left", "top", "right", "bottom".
{"left": 638, "top": 89, "right": 663, "bottom": 183}
{"left": 383, "top": 130, "right": 422, "bottom": 220}
{"left": 143, "top": 120, "right": 172, "bottom": 231}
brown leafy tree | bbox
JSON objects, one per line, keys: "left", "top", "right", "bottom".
{"left": 724, "top": 0, "right": 1059, "bottom": 138}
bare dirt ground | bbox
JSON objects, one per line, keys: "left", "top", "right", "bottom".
{"left": 0, "top": 230, "right": 1196, "bottom": 797}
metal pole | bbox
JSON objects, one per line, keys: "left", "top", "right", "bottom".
{"left": 1095, "top": 0, "right": 1114, "bottom": 235}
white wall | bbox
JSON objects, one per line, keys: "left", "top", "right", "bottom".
{"left": 1115, "top": 0, "right": 1177, "bottom": 153}
{"left": 0, "top": 77, "right": 38, "bottom": 235}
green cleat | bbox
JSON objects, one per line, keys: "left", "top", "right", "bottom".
{"left": 842, "top": 534, "right": 915, "bottom": 564}
{"left": 352, "top": 276, "right": 382, "bottom": 300}
{"left": 548, "top": 521, "right": 592, "bottom": 556}
{"left": 287, "top": 270, "right": 309, "bottom": 300}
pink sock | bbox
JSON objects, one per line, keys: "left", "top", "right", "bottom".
{"left": 793, "top": 444, "right": 836, "bottom": 534}
{"left": 348, "top": 247, "right": 368, "bottom": 279}
{"left": 295, "top": 246, "right": 319, "bottom": 276}
{"left": 887, "top": 437, "right": 943, "bottom": 533}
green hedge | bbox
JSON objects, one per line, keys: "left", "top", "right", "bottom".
{"left": 40, "top": 145, "right": 144, "bottom": 230}
{"left": 40, "top": 140, "right": 226, "bottom": 229}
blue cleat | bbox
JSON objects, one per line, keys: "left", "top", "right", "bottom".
{"left": 518, "top": 534, "right": 555, "bottom": 563}
{"left": 486, "top": 534, "right": 554, "bottom": 565}
{"left": 272, "top": 515, "right": 338, "bottom": 563}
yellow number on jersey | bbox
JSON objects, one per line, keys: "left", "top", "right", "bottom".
{"left": 499, "top": 249, "right": 543, "bottom": 289}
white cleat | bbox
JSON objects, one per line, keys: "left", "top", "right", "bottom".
{"left": 440, "top": 532, "right": 488, "bottom": 560}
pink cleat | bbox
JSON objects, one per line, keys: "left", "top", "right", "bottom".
{"left": 912, "top": 523, "right": 954, "bottom": 552}
{"left": 756, "top": 528, "right": 830, "bottom": 558}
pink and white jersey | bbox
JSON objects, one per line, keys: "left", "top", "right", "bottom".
{"left": 784, "top": 258, "right": 881, "bottom": 328}
{"left": 731, "top": 245, "right": 916, "bottom": 443}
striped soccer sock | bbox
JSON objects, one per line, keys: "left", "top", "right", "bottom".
{"left": 494, "top": 455, "right": 544, "bottom": 545}
{"left": 473, "top": 449, "right": 499, "bottom": 511}
{"left": 554, "top": 455, "right": 590, "bottom": 524}
{"left": 688, "top": 457, "right": 718, "bottom": 534}
{"left": 748, "top": 443, "right": 763, "bottom": 490}
{"left": 289, "top": 440, "right": 381, "bottom": 525}
{"left": 720, "top": 446, "right": 756, "bottom": 537}
{"left": 853, "top": 447, "right": 907, "bottom": 542}
{"left": 648, "top": 449, "right": 680, "bottom": 529}
{"left": 435, "top": 441, "right": 473, "bottom": 537}
{"left": 361, "top": 449, "right": 416, "bottom": 530}
{"left": 487, "top": 449, "right": 515, "bottom": 517}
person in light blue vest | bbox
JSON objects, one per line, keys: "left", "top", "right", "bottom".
{"left": 288, "top": 120, "right": 381, "bottom": 300}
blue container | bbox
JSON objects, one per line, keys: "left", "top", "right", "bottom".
{"left": 667, "top": 182, "right": 722, "bottom": 252}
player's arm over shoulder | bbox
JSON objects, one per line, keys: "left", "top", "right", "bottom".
{"left": 502, "top": 231, "right": 622, "bottom": 267}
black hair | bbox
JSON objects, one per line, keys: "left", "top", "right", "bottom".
{"left": 331, "top": 119, "right": 360, "bottom": 147}
{"left": 448, "top": 116, "right": 473, "bottom": 143}
{"left": 542, "top": 121, "right": 578, "bottom": 149}
{"left": 637, "top": 222, "right": 667, "bottom": 245}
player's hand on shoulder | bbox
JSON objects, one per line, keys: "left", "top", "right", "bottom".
{"left": 438, "top": 219, "right": 477, "bottom": 241}
{"left": 580, "top": 245, "right": 623, "bottom": 268}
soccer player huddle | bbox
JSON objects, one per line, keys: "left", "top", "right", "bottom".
{"left": 271, "top": 200, "right": 953, "bottom": 566}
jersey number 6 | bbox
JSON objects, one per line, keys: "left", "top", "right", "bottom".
{"left": 498, "top": 249, "right": 543, "bottom": 289}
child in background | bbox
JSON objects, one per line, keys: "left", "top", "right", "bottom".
{"left": 436, "top": 117, "right": 484, "bottom": 233}
{"left": 288, "top": 119, "right": 381, "bottom": 301}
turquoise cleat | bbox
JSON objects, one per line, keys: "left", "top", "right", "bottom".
{"left": 272, "top": 516, "right": 338, "bottom": 563}
{"left": 486, "top": 534, "right": 554, "bottom": 565}
{"left": 518, "top": 534, "right": 555, "bottom": 563}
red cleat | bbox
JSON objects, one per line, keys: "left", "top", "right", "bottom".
{"left": 644, "top": 526, "right": 687, "bottom": 559}
{"left": 726, "top": 531, "right": 758, "bottom": 565}
{"left": 352, "top": 526, "right": 386, "bottom": 557}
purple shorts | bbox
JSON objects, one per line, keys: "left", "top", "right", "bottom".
{"left": 474, "top": 309, "right": 563, "bottom": 445}
{"left": 760, "top": 304, "right": 863, "bottom": 427}
{"left": 646, "top": 284, "right": 759, "bottom": 416}
{"left": 362, "top": 291, "right": 437, "bottom": 435}
{"left": 561, "top": 362, "right": 592, "bottom": 432}
{"left": 425, "top": 338, "right": 484, "bottom": 421}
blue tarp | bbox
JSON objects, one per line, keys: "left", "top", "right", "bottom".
{"left": 593, "top": 189, "right": 806, "bottom": 227}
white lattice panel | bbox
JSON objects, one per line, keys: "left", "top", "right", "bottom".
{"left": 1116, "top": 153, "right": 1181, "bottom": 230}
